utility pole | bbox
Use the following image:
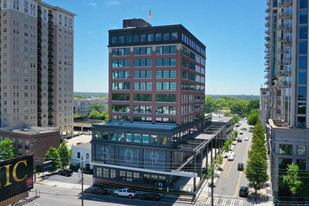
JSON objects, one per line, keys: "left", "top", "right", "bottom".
{"left": 211, "top": 163, "right": 214, "bottom": 206}
{"left": 81, "top": 156, "right": 84, "bottom": 206}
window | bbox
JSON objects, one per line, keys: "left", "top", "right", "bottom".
{"left": 112, "top": 82, "right": 130, "bottom": 90}
{"left": 156, "top": 70, "right": 176, "bottom": 79}
{"left": 134, "top": 70, "right": 152, "bottom": 78}
{"left": 172, "top": 32, "right": 178, "bottom": 40}
{"left": 298, "top": 103, "right": 306, "bottom": 114}
{"left": 156, "top": 94, "right": 176, "bottom": 102}
{"left": 134, "top": 58, "right": 152, "bottom": 67}
{"left": 96, "top": 168, "right": 102, "bottom": 177}
{"left": 299, "top": 26, "right": 308, "bottom": 39}
{"left": 133, "top": 94, "right": 152, "bottom": 102}
{"left": 77, "top": 152, "right": 81, "bottom": 158}
{"left": 112, "top": 93, "right": 130, "bottom": 101}
{"left": 112, "top": 59, "right": 130, "bottom": 68}
{"left": 112, "top": 36, "right": 117, "bottom": 44}
{"left": 299, "top": 56, "right": 307, "bottom": 70}
{"left": 279, "top": 144, "right": 293, "bottom": 155}
{"left": 112, "top": 48, "right": 130, "bottom": 56}
{"left": 156, "top": 106, "right": 176, "bottom": 115}
{"left": 298, "top": 86, "right": 307, "bottom": 100}
{"left": 156, "top": 46, "right": 176, "bottom": 55}
{"left": 156, "top": 82, "right": 176, "bottom": 91}
{"left": 155, "top": 33, "right": 161, "bottom": 41}
{"left": 86, "top": 153, "right": 89, "bottom": 160}
{"left": 112, "top": 71, "right": 130, "bottom": 79}
{"left": 297, "top": 145, "right": 306, "bottom": 156}
{"left": 156, "top": 58, "right": 176, "bottom": 66}
{"left": 134, "top": 82, "right": 152, "bottom": 90}
{"left": 299, "top": 41, "right": 307, "bottom": 54}
{"left": 299, "top": 10, "right": 308, "bottom": 24}
{"left": 148, "top": 34, "right": 154, "bottom": 42}
{"left": 112, "top": 105, "right": 130, "bottom": 113}
{"left": 141, "top": 34, "right": 146, "bottom": 42}
{"left": 133, "top": 105, "right": 152, "bottom": 114}
{"left": 296, "top": 159, "right": 306, "bottom": 170}
{"left": 134, "top": 47, "right": 152, "bottom": 55}
{"left": 163, "top": 33, "right": 169, "bottom": 41}
{"left": 133, "top": 34, "right": 139, "bottom": 43}
{"left": 126, "top": 35, "right": 132, "bottom": 43}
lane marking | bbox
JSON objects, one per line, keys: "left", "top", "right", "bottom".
{"left": 223, "top": 160, "right": 234, "bottom": 178}
{"left": 234, "top": 139, "right": 251, "bottom": 198}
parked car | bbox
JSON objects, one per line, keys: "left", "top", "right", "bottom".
{"left": 58, "top": 169, "right": 73, "bottom": 176}
{"left": 228, "top": 155, "right": 234, "bottom": 161}
{"left": 239, "top": 132, "right": 243, "bottom": 135}
{"left": 239, "top": 186, "right": 249, "bottom": 197}
{"left": 238, "top": 163, "right": 244, "bottom": 171}
{"left": 229, "top": 151, "right": 236, "bottom": 157}
{"left": 244, "top": 137, "right": 249, "bottom": 141}
{"left": 90, "top": 188, "right": 108, "bottom": 195}
{"left": 237, "top": 137, "right": 242, "bottom": 142}
{"left": 140, "top": 193, "right": 160, "bottom": 201}
{"left": 114, "top": 188, "right": 136, "bottom": 199}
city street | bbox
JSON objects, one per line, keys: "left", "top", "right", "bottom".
{"left": 207, "top": 119, "right": 253, "bottom": 206}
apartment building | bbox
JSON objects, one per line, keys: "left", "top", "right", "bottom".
{"left": 0, "top": 0, "right": 75, "bottom": 136}
{"left": 92, "top": 19, "right": 232, "bottom": 191}
{"left": 73, "top": 97, "right": 108, "bottom": 116}
{"left": 262, "top": 0, "right": 309, "bottom": 199}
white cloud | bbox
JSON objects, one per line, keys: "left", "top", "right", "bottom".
{"left": 105, "top": 0, "right": 120, "bottom": 7}
{"left": 88, "top": 3, "right": 97, "bottom": 7}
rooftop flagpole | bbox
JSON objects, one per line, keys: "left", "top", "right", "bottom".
{"left": 148, "top": 8, "right": 151, "bottom": 25}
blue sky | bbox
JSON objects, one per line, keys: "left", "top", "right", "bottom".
{"left": 44, "top": 0, "right": 266, "bottom": 95}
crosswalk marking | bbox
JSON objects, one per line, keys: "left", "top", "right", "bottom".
{"left": 230, "top": 199, "right": 235, "bottom": 205}
{"left": 206, "top": 197, "right": 211, "bottom": 204}
{"left": 222, "top": 199, "right": 227, "bottom": 205}
{"left": 214, "top": 198, "right": 219, "bottom": 204}
{"left": 205, "top": 197, "right": 248, "bottom": 206}
{"left": 239, "top": 200, "right": 243, "bottom": 206}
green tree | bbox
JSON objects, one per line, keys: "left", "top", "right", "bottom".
{"left": 248, "top": 109, "right": 260, "bottom": 126}
{"left": 280, "top": 163, "right": 303, "bottom": 197}
{"left": 248, "top": 100, "right": 260, "bottom": 113}
{"left": 215, "top": 154, "right": 223, "bottom": 170}
{"left": 245, "top": 152, "right": 269, "bottom": 195}
{"left": 222, "top": 139, "right": 233, "bottom": 152}
{"left": 252, "top": 122, "right": 265, "bottom": 140}
{"left": 102, "top": 108, "right": 109, "bottom": 121}
{"left": 230, "top": 102, "right": 245, "bottom": 116}
{"left": 74, "top": 95, "right": 84, "bottom": 99}
{"left": 232, "top": 130, "right": 238, "bottom": 140}
{"left": 88, "top": 110, "right": 103, "bottom": 119}
{"left": 205, "top": 96, "right": 217, "bottom": 113}
{"left": 0, "top": 138, "right": 15, "bottom": 160}
{"left": 233, "top": 114, "right": 240, "bottom": 125}
{"left": 88, "top": 103, "right": 106, "bottom": 114}
{"left": 45, "top": 147, "right": 61, "bottom": 172}
{"left": 57, "top": 142, "right": 71, "bottom": 169}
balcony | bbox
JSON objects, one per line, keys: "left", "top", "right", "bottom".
{"left": 283, "top": 39, "right": 292, "bottom": 45}
{"left": 265, "top": 42, "right": 270, "bottom": 48}
{"left": 279, "top": 11, "right": 292, "bottom": 19}
{"left": 265, "top": 29, "right": 270, "bottom": 34}
{"left": 278, "top": 24, "right": 285, "bottom": 31}
{"left": 265, "top": 15, "right": 270, "bottom": 20}
{"left": 283, "top": 24, "right": 292, "bottom": 33}
{"left": 277, "top": 47, "right": 284, "bottom": 53}
{"left": 266, "top": 7, "right": 271, "bottom": 13}
{"left": 265, "top": 35, "right": 270, "bottom": 41}
{"left": 265, "top": 21, "right": 271, "bottom": 28}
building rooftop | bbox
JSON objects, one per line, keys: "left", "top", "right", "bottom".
{"left": 212, "top": 117, "right": 233, "bottom": 123}
{"left": 93, "top": 121, "right": 178, "bottom": 130}
{"left": 72, "top": 142, "right": 91, "bottom": 149}
{"left": 269, "top": 119, "right": 289, "bottom": 128}
{"left": 0, "top": 127, "right": 59, "bottom": 135}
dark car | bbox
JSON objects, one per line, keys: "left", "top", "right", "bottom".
{"left": 237, "top": 137, "right": 242, "bottom": 142}
{"left": 58, "top": 169, "right": 73, "bottom": 176}
{"left": 90, "top": 188, "right": 108, "bottom": 195}
{"left": 238, "top": 163, "right": 244, "bottom": 171}
{"left": 239, "top": 186, "right": 249, "bottom": 197}
{"left": 140, "top": 193, "right": 160, "bottom": 201}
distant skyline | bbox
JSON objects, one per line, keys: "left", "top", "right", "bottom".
{"left": 44, "top": 0, "right": 266, "bottom": 95}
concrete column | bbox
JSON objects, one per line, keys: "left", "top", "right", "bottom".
{"left": 200, "top": 147, "right": 204, "bottom": 176}
{"left": 206, "top": 144, "right": 209, "bottom": 170}
{"left": 193, "top": 155, "right": 197, "bottom": 192}
{"left": 211, "top": 140, "right": 214, "bottom": 164}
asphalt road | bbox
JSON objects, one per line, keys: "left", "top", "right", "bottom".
{"left": 212, "top": 119, "right": 253, "bottom": 204}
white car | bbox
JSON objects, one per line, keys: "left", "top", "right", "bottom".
{"left": 229, "top": 151, "right": 236, "bottom": 157}
{"left": 244, "top": 137, "right": 249, "bottom": 141}
{"left": 227, "top": 155, "right": 234, "bottom": 161}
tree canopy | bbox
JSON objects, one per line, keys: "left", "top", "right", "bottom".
{"left": 280, "top": 163, "right": 303, "bottom": 196}
{"left": 0, "top": 139, "right": 15, "bottom": 161}
{"left": 45, "top": 147, "right": 61, "bottom": 172}
{"left": 57, "top": 142, "right": 71, "bottom": 169}
{"left": 248, "top": 109, "right": 260, "bottom": 126}
{"left": 204, "top": 96, "right": 259, "bottom": 117}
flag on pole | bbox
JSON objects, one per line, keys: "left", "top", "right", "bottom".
{"left": 148, "top": 9, "right": 151, "bottom": 19}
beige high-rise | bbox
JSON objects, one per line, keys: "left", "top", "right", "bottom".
{"left": 0, "top": 0, "right": 75, "bottom": 136}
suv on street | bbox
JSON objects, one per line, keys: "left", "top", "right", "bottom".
{"left": 239, "top": 186, "right": 249, "bottom": 197}
{"left": 238, "top": 163, "right": 244, "bottom": 171}
{"left": 140, "top": 193, "right": 160, "bottom": 201}
{"left": 58, "top": 169, "right": 73, "bottom": 176}
{"left": 90, "top": 188, "right": 108, "bottom": 195}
